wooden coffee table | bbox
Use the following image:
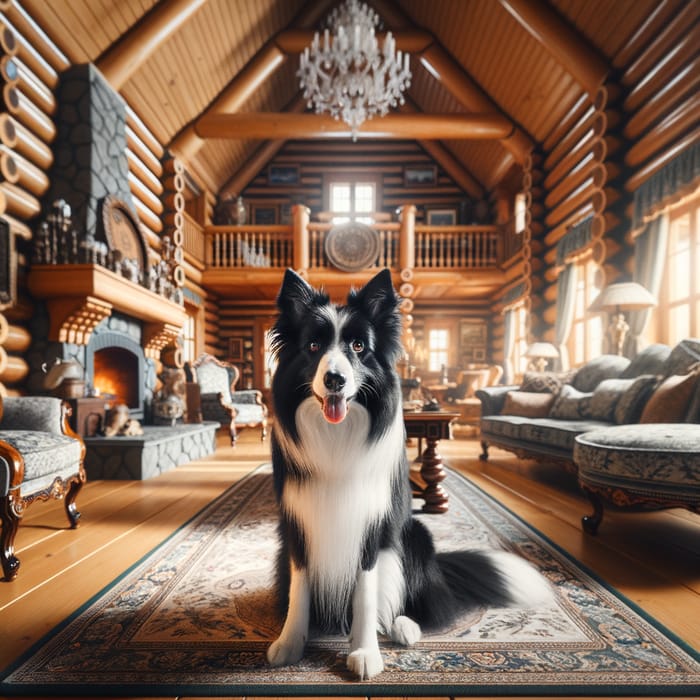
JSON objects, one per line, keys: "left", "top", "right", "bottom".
{"left": 403, "top": 410, "right": 459, "bottom": 513}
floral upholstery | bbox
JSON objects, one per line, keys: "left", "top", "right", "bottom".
{"left": 478, "top": 338, "right": 700, "bottom": 534}
{"left": 574, "top": 424, "right": 700, "bottom": 532}
{"left": 1, "top": 396, "right": 85, "bottom": 580}
{"left": 192, "top": 354, "right": 268, "bottom": 443}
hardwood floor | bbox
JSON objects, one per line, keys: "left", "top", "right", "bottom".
{"left": 1, "top": 426, "right": 698, "bottom": 700}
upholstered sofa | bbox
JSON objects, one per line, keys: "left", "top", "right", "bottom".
{"left": 476, "top": 339, "right": 700, "bottom": 532}
{"left": 1, "top": 397, "right": 86, "bottom": 580}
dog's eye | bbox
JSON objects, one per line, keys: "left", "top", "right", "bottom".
{"left": 351, "top": 340, "right": 365, "bottom": 353}
{"left": 308, "top": 341, "right": 321, "bottom": 353}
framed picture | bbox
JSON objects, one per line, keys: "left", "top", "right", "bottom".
{"left": 427, "top": 208, "right": 457, "bottom": 226}
{"left": 228, "top": 338, "right": 244, "bottom": 362}
{"left": 268, "top": 165, "right": 299, "bottom": 185}
{"left": 404, "top": 165, "right": 437, "bottom": 187}
{"left": 460, "top": 320, "right": 487, "bottom": 348}
{"left": 253, "top": 205, "right": 278, "bottom": 225}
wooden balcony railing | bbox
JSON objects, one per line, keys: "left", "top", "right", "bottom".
{"left": 185, "top": 205, "right": 506, "bottom": 275}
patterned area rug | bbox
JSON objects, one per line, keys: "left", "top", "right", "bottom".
{"left": 2, "top": 465, "right": 698, "bottom": 697}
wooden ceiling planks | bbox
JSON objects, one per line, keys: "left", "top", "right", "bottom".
{"left": 13, "top": 0, "right": 677, "bottom": 200}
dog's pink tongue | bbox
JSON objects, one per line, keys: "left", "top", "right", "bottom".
{"left": 322, "top": 394, "right": 347, "bottom": 424}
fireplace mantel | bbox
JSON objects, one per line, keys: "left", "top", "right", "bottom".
{"left": 28, "top": 264, "right": 187, "bottom": 354}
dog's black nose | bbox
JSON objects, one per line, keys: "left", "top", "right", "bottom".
{"left": 324, "top": 370, "right": 346, "bottom": 392}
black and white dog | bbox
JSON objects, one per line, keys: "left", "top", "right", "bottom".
{"left": 267, "top": 269, "right": 552, "bottom": 679}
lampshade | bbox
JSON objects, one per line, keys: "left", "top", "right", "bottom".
{"left": 589, "top": 282, "right": 657, "bottom": 312}
{"left": 524, "top": 342, "right": 559, "bottom": 359}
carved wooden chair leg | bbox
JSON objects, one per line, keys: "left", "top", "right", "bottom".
{"left": 1, "top": 496, "right": 21, "bottom": 581}
{"left": 64, "top": 478, "right": 84, "bottom": 528}
{"left": 479, "top": 440, "right": 490, "bottom": 461}
{"left": 229, "top": 419, "right": 237, "bottom": 446}
{"left": 260, "top": 419, "right": 268, "bottom": 441}
{"left": 581, "top": 487, "right": 604, "bottom": 535}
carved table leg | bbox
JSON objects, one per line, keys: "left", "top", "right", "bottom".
{"left": 420, "top": 436, "right": 449, "bottom": 513}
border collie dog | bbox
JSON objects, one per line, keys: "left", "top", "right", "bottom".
{"left": 267, "top": 269, "right": 552, "bottom": 680}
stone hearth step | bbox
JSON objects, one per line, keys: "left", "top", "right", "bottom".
{"left": 84, "top": 422, "right": 220, "bottom": 480}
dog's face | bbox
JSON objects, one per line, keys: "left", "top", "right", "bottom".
{"left": 271, "top": 269, "right": 403, "bottom": 430}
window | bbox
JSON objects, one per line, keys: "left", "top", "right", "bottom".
{"left": 514, "top": 192, "right": 527, "bottom": 234}
{"left": 427, "top": 328, "right": 449, "bottom": 372}
{"left": 568, "top": 257, "right": 603, "bottom": 365}
{"left": 327, "top": 176, "right": 377, "bottom": 224}
{"left": 180, "top": 311, "right": 196, "bottom": 364}
{"left": 660, "top": 197, "right": 700, "bottom": 344}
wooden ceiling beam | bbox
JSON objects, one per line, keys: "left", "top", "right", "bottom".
{"left": 274, "top": 28, "right": 434, "bottom": 55}
{"left": 418, "top": 139, "right": 484, "bottom": 199}
{"left": 96, "top": 0, "right": 207, "bottom": 90}
{"left": 195, "top": 112, "right": 514, "bottom": 140}
{"left": 498, "top": 0, "right": 608, "bottom": 97}
{"left": 170, "top": 42, "right": 286, "bottom": 162}
{"left": 419, "top": 43, "right": 533, "bottom": 164}
{"left": 219, "top": 96, "right": 307, "bottom": 198}
{"left": 169, "top": 0, "right": 334, "bottom": 163}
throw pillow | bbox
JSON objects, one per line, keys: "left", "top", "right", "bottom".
{"left": 620, "top": 344, "right": 671, "bottom": 379}
{"left": 572, "top": 354, "right": 630, "bottom": 393}
{"left": 549, "top": 384, "right": 593, "bottom": 419}
{"left": 503, "top": 391, "right": 555, "bottom": 418}
{"left": 614, "top": 374, "right": 660, "bottom": 424}
{"left": 640, "top": 369, "right": 700, "bottom": 423}
{"left": 588, "top": 378, "right": 635, "bottom": 422}
{"left": 520, "top": 371, "right": 563, "bottom": 394}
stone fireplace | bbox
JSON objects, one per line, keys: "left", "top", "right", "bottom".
{"left": 26, "top": 63, "right": 185, "bottom": 418}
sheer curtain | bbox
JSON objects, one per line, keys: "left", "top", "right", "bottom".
{"left": 554, "top": 264, "right": 577, "bottom": 370}
{"left": 627, "top": 215, "right": 669, "bottom": 355}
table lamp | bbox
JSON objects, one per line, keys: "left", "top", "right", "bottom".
{"left": 589, "top": 282, "right": 657, "bottom": 355}
{"left": 525, "top": 342, "right": 559, "bottom": 372}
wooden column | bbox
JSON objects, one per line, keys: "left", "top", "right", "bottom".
{"left": 399, "top": 204, "right": 416, "bottom": 272}
{"left": 292, "top": 204, "right": 310, "bottom": 273}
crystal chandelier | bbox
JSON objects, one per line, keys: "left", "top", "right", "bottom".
{"left": 298, "top": 0, "right": 412, "bottom": 140}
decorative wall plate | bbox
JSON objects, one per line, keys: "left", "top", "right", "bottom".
{"left": 100, "top": 195, "right": 147, "bottom": 270}
{"left": 324, "top": 222, "right": 380, "bottom": 272}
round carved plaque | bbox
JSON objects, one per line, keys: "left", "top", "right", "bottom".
{"left": 324, "top": 222, "right": 381, "bottom": 272}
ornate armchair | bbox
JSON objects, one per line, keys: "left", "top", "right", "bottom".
{"left": 1, "top": 396, "right": 86, "bottom": 581}
{"left": 192, "top": 353, "right": 268, "bottom": 445}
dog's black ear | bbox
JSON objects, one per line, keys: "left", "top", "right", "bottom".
{"left": 276, "top": 268, "right": 328, "bottom": 318}
{"left": 349, "top": 268, "right": 399, "bottom": 319}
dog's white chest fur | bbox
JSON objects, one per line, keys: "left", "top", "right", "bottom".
{"left": 279, "top": 397, "right": 404, "bottom": 619}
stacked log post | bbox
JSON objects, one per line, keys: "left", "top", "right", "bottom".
{"left": 521, "top": 148, "right": 544, "bottom": 342}
{"left": 160, "top": 154, "right": 186, "bottom": 293}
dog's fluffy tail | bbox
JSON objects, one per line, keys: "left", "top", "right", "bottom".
{"left": 403, "top": 519, "right": 553, "bottom": 631}
{"left": 437, "top": 549, "right": 554, "bottom": 610}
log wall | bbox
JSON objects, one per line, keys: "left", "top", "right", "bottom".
{"left": 528, "top": 1, "right": 699, "bottom": 348}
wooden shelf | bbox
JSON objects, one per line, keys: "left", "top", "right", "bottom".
{"left": 28, "top": 264, "right": 187, "bottom": 345}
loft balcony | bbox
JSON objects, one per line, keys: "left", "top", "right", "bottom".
{"left": 185, "top": 206, "right": 523, "bottom": 303}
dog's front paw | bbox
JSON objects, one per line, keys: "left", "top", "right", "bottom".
{"left": 391, "top": 615, "right": 421, "bottom": 646}
{"left": 267, "top": 636, "right": 305, "bottom": 667}
{"left": 347, "top": 647, "right": 384, "bottom": 679}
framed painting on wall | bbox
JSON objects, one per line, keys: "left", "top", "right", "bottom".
{"left": 253, "top": 206, "right": 278, "bottom": 225}
{"left": 268, "top": 165, "right": 299, "bottom": 185}
{"left": 427, "top": 208, "right": 457, "bottom": 226}
{"left": 403, "top": 165, "right": 437, "bottom": 187}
